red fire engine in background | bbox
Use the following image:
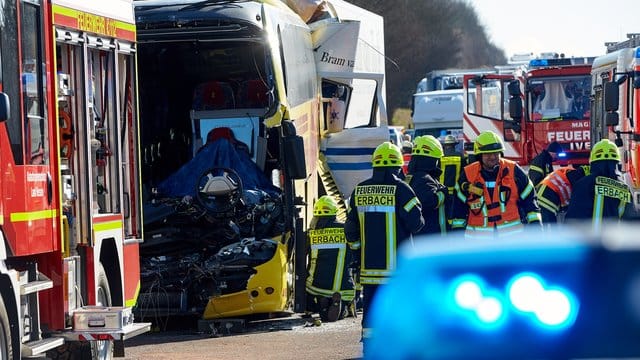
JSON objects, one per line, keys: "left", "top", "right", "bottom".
{"left": 0, "top": 0, "right": 148, "bottom": 358}
{"left": 590, "top": 34, "right": 640, "bottom": 216}
{"left": 463, "top": 54, "right": 594, "bottom": 167}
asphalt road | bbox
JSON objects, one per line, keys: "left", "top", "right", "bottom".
{"left": 122, "top": 313, "right": 363, "bottom": 360}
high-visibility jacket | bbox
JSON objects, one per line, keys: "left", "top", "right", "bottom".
{"left": 440, "top": 152, "right": 465, "bottom": 195}
{"left": 566, "top": 169, "right": 633, "bottom": 232}
{"left": 528, "top": 149, "right": 554, "bottom": 187}
{"left": 306, "top": 217, "right": 356, "bottom": 301}
{"left": 345, "top": 168, "right": 424, "bottom": 285}
{"left": 409, "top": 170, "right": 448, "bottom": 236}
{"left": 539, "top": 167, "right": 573, "bottom": 207}
{"left": 453, "top": 159, "right": 540, "bottom": 239}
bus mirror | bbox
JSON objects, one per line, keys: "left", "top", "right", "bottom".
{"left": 0, "top": 93, "right": 9, "bottom": 122}
{"left": 606, "top": 112, "right": 619, "bottom": 127}
{"left": 283, "top": 134, "right": 307, "bottom": 180}
{"left": 281, "top": 120, "right": 307, "bottom": 179}
{"left": 509, "top": 97, "right": 523, "bottom": 122}
{"left": 604, "top": 82, "right": 619, "bottom": 112}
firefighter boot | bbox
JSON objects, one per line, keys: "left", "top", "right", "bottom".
{"left": 326, "top": 292, "right": 342, "bottom": 322}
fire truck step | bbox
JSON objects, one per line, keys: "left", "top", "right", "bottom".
{"left": 20, "top": 272, "right": 53, "bottom": 295}
{"left": 22, "top": 336, "right": 65, "bottom": 356}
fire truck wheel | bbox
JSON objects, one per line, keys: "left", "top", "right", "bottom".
{"left": 96, "top": 263, "right": 112, "bottom": 307}
{"left": 0, "top": 295, "right": 13, "bottom": 360}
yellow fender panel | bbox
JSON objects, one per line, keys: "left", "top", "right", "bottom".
{"left": 203, "top": 240, "right": 291, "bottom": 319}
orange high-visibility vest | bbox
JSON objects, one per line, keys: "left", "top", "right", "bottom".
{"left": 463, "top": 159, "right": 522, "bottom": 237}
{"left": 539, "top": 167, "right": 574, "bottom": 207}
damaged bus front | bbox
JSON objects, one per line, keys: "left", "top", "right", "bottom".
{"left": 134, "top": 0, "right": 310, "bottom": 320}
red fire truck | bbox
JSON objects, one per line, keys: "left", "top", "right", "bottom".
{"left": 590, "top": 34, "right": 640, "bottom": 215}
{"left": 0, "top": 0, "right": 148, "bottom": 358}
{"left": 463, "top": 55, "right": 594, "bottom": 167}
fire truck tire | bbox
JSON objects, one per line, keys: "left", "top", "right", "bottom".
{"left": 96, "top": 263, "right": 112, "bottom": 307}
{"left": 0, "top": 295, "right": 13, "bottom": 360}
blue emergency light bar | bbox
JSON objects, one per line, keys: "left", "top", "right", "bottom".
{"left": 366, "top": 224, "right": 640, "bottom": 360}
{"left": 529, "top": 58, "right": 573, "bottom": 67}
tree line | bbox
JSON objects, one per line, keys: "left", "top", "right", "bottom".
{"left": 346, "top": 0, "right": 507, "bottom": 123}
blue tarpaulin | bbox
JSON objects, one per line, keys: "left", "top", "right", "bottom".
{"left": 158, "top": 138, "right": 280, "bottom": 198}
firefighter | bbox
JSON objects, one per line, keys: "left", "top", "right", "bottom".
{"left": 305, "top": 195, "right": 356, "bottom": 322}
{"left": 440, "top": 134, "right": 467, "bottom": 222}
{"left": 451, "top": 130, "right": 542, "bottom": 239}
{"left": 537, "top": 164, "right": 590, "bottom": 225}
{"left": 565, "top": 139, "right": 634, "bottom": 230}
{"left": 528, "top": 141, "right": 563, "bottom": 187}
{"left": 344, "top": 141, "right": 424, "bottom": 341}
{"left": 407, "top": 135, "right": 449, "bottom": 235}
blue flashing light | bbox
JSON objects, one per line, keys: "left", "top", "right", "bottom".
{"left": 558, "top": 152, "right": 567, "bottom": 158}
{"left": 507, "top": 272, "right": 579, "bottom": 330}
{"left": 529, "top": 59, "right": 549, "bottom": 67}
{"left": 508, "top": 273, "right": 545, "bottom": 312}
{"left": 453, "top": 277, "right": 483, "bottom": 309}
{"left": 449, "top": 274, "right": 507, "bottom": 329}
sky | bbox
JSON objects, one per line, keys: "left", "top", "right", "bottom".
{"left": 467, "top": 0, "right": 639, "bottom": 59}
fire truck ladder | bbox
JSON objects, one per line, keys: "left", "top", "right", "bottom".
{"left": 20, "top": 263, "right": 65, "bottom": 356}
{"left": 317, "top": 153, "right": 347, "bottom": 222}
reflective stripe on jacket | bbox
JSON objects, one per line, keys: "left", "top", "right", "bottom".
{"left": 306, "top": 223, "right": 355, "bottom": 301}
{"left": 463, "top": 159, "right": 522, "bottom": 237}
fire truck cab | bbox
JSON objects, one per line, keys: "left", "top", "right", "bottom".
{"left": 0, "top": 0, "right": 148, "bottom": 358}
{"left": 463, "top": 55, "right": 594, "bottom": 167}
{"left": 590, "top": 34, "right": 640, "bottom": 215}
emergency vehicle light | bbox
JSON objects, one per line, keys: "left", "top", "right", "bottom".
{"left": 507, "top": 272, "right": 578, "bottom": 329}
{"left": 529, "top": 58, "right": 573, "bottom": 67}
{"left": 366, "top": 224, "right": 640, "bottom": 360}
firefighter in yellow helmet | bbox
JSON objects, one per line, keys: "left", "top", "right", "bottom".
{"left": 407, "top": 135, "right": 449, "bottom": 235}
{"left": 345, "top": 141, "right": 424, "bottom": 340}
{"left": 451, "top": 131, "right": 541, "bottom": 239}
{"left": 305, "top": 195, "right": 356, "bottom": 322}
{"left": 565, "top": 139, "right": 634, "bottom": 230}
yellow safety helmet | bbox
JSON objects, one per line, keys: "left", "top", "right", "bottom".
{"left": 372, "top": 141, "right": 403, "bottom": 167}
{"left": 589, "top": 139, "right": 620, "bottom": 163}
{"left": 314, "top": 195, "right": 338, "bottom": 216}
{"left": 443, "top": 134, "right": 458, "bottom": 145}
{"left": 412, "top": 135, "right": 443, "bottom": 158}
{"left": 474, "top": 131, "right": 504, "bottom": 155}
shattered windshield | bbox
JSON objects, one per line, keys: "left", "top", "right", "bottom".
{"left": 528, "top": 75, "right": 590, "bottom": 121}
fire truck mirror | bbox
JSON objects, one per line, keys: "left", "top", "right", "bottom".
{"left": 634, "top": 76, "right": 640, "bottom": 89}
{"left": 507, "top": 80, "right": 521, "bottom": 97}
{"left": 0, "top": 92, "right": 9, "bottom": 121}
{"left": 508, "top": 97, "right": 523, "bottom": 123}
{"left": 604, "top": 81, "right": 619, "bottom": 112}
{"left": 606, "top": 112, "right": 619, "bottom": 127}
